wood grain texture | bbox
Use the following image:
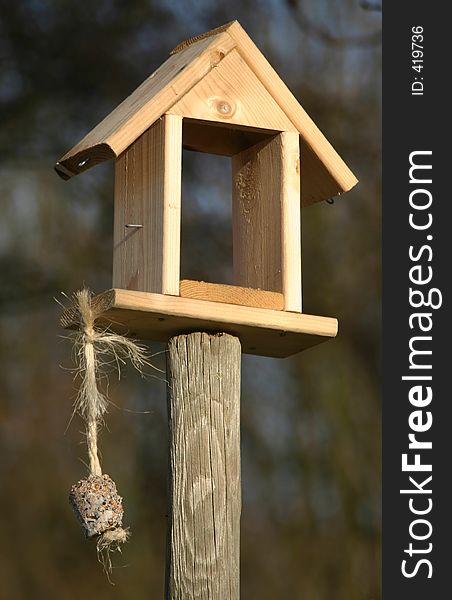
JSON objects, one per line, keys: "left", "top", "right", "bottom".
{"left": 60, "top": 289, "right": 338, "bottom": 358}
{"left": 280, "top": 131, "right": 302, "bottom": 312}
{"left": 169, "top": 49, "right": 297, "bottom": 133}
{"left": 232, "top": 132, "right": 302, "bottom": 312}
{"left": 180, "top": 279, "right": 284, "bottom": 310}
{"left": 166, "top": 332, "right": 241, "bottom": 600}
{"left": 226, "top": 21, "right": 358, "bottom": 205}
{"left": 55, "top": 31, "right": 235, "bottom": 178}
{"left": 182, "top": 119, "right": 277, "bottom": 157}
{"left": 55, "top": 21, "right": 358, "bottom": 206}
{"left": 232, "top": 136, "right": 282, "bottom": 294}
{"left": 113, "top": 114, "right": 182, "bottom": 294}
{"left": 170, "top": 21, "right": 236, "bottom": 54}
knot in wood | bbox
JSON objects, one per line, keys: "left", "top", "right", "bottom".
{"left": 217, "top": 100, "right": 231, "bottom": 114}
{"left": 210, "top": 97, "right": 236, "bottom": 119}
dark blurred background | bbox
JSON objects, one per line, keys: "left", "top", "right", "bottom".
{"left": 0, "top": 1, "right": 381, "bottom": 598}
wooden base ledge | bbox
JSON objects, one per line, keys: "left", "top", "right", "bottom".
{"left": 61, "top": 289, "right": 338, "bottom": 358}
{"left": 179, "top": 279, "right": 284, "bottom": 310}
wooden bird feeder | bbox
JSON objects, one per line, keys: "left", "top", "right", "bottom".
{"left": 57, "top": 21, "right": 357, "bottom": 358}
{"left": 58, "top": 22, "right": 357, "bottom": 598}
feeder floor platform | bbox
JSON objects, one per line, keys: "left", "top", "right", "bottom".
{"left": 61, "top": 288, "right": 338, "bottom": 358}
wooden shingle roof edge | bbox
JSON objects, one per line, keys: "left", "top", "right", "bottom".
{"left": 55, "top": 21, "right": 358, "bottom": 206}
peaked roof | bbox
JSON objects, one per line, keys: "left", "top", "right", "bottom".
{"left": 55, "top": 21, "right": 358, "bottom": 206}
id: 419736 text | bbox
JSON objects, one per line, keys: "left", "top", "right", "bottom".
{"left": 411, "top": 26, "right": 424, "bottom": 96}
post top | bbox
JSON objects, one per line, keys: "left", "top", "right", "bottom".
{"left": 61, "top": 288, "right": 338, "bottom": 358}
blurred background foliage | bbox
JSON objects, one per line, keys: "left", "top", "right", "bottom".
{"left": 0, "top": 1, "right": 381, "bottom": 598}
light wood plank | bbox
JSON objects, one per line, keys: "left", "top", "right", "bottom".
{"left": 170, "top": 21, "right": 236, "bottom": 54}
{"left": 61, "top": 289, "right": 338, "bottom": 358}
{"left": 226, "top": 21, "right": 358, "bottom": 205}
{"left": 280, "top": 131, "right": 302, "bottom": 312}
{"left": 55, "top": 31, "right": 235, "bottom": 179}
{"left": 166, "top": 332, "right": 241, "bottom": 600}
{"left": 232, "top": 136, "right": 282, "bottom": 294}
{"left": 55, "top": 21, "right": 358, "bottom": 206}
{"left": 232, "top": 132, "right": 302, "bottom": 312}
{"left": 169, "top": 49, "right": 297, "bottom": 133}
{"left": 182, "top": 118, "right": 278, "bottom": 157}
{"left": 180, "top": 279, "right": 284, "bottom": 310}
{"left": 113, "top": 114, "right": 182, "bottom": 295}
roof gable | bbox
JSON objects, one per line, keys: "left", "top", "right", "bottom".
{"left": 55, "top": 21, "right": 358, "bottom": 205}
{"left": 55, "top": 29, "right": 235, "bottom": 180}
{"left": 169, "top": 49, "right": 297, "bottom": 133}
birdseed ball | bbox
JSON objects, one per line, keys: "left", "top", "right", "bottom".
{"left": 69, "top": 474, "right": 124, "bottom": 538}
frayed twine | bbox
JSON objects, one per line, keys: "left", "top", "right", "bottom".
{"left": 69, "top": 289, "right": 151, "bottom": 477}
{"left": 61, "top": 288, "right": 154, "bottom": 474}
{"left": 62, "top": 288, "right": 152, "bottom": 580}
{"left": 97, "top": 527, "right": 131, "bottom": 584}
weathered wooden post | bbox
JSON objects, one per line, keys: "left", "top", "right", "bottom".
{"left": 166, "top": 332, "right": 241, "bottom": 598}
{"left": 57, "top": 21, "right": 357, "bottom": 597}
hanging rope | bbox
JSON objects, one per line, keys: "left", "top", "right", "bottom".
{"left": 66, "top": 288, "right": 150, "bottom": 580}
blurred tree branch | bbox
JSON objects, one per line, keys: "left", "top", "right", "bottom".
{"left": 287, "top": 0, "right": 381, "bottom": 47}
{"left": 360, "top": 1, "right": 382, "bottom": 12}
{"left": 0, "top": 3, "right": 381, "bottom": 597}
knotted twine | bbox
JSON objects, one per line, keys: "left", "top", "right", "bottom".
{"left": 66, "top": 289, "right": 150, "bottom": 579}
